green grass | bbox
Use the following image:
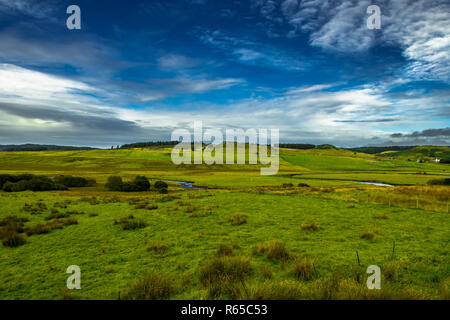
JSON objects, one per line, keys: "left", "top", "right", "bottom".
{"left": 0, "top": 147, "right": 449, "bottom": 299}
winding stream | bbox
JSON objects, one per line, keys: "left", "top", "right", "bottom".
{"left": 166, "top": 180, "right": 203, "bottom": 190}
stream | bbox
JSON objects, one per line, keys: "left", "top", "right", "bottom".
{"left": 166, "top": 180, "right": 204, "bottom": 190}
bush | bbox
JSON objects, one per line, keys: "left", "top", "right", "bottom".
{"left": 427, "top": 178, "right": 450, "bottom": 186}
{"left": 157, "top": 187, "right": 168, "bottom": 194}
{"left": 147, "top": 240, "right": 169, "bottom": 253}
{"left": 115, "top": 215, "right": 148, "bottom": 230}
{"left": 229, "top": 213, "right": 248, "bottom": 225}
{"left": 120, "top": 182, "right": 142, "bottom": 192}
{"left": 301, "top": 222, "right": 319, "bottom": 231}
{"left": 2, "top": 232, "right": 26, "bottom": 247}
{"left": 360, "top": 231, "right": 377, "bottom": 240}
{"left": 199, "top": 256, "right": 251, "bottom": 290}
{"left": 154, "top": 181, "right": 168, "bottom": 194}
{"left": 291, "top": 257, "right": 315, "bottom": 280}
{"left": 106, "top": 176, "right": 151, "bottom": 192}
{"left": 282, "top": 183, "right": 294, "bottom": 187}
{"left": 105, "top": 176, "right": 124, "bottom": 191}
{"left": 123, "top": 271, "right": 174, "bottom": 300}
{"left": 297, "top": 183, "right": 310, "bottom": 187}
{"left": 25, "top": 218, "right": 78, "bottom": 236}
{"left": 154, "top": 181, "right": 168, "bottom": 189}
{"left": 266, "top": 241, "right": 290, "bottom": 262}
{"left": 133, "top": 176, "right": 150, "bottom": 191}
{"left": 2, "top": 176, "right": 68, "bottom": 192}
{"left": 53, "top": 175, "right": 96, "bottom": 187}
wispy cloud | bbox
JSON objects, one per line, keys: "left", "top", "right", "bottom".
{"left": 197, "top": 29, "right": 310, "bottom": 71}
{"left": 253, "top": 0, "right": 450, "bottom": 82}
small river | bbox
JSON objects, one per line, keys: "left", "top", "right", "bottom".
{"left": 352, "top": 181, "right": 393, "bottom": 187}
{"left": 166, "top": 180, "right": 203, "bottom": 190}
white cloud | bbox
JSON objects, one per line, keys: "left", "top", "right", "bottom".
{"left": 0, "top": 64, "right": 92, "bottom": 102}
{"left": 157, "top": 54, "right": 200, "bottom": 71}
{"left": 0, "top": 63, "right": 447, "bottom": 147}
{"left": 254, "top": 0, "right": 450, "bottom": 81}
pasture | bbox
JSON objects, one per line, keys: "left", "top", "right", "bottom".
{"left": 0, "top": 147, "right": 448, "bottom": 299}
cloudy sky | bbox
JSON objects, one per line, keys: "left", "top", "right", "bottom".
{"left": 0, "top": 0, "right": 449, "bottom": 147}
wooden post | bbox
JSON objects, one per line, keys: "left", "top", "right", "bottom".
{"left": 389, "top": 199, "right": 391, "bottom": 207}
{"left": 416, "top": 198, "right": 419, "bottom": 209}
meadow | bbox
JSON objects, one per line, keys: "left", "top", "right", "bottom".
{"left": 0, "top": 146, "right": 448, "bottom": 300}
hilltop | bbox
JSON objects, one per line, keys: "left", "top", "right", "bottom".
{"left": 0, "top": 144, "right": 96, "bottom": 152}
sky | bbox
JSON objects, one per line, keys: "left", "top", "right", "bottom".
{"left": 0, "top": 0, "right": 449, "bottom": 148}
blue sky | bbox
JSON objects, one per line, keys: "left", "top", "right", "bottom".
{"left": 0, "top": 0, "right": 449, "bottom": 147}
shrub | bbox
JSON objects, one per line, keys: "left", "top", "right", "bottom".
{"left": 229, "top": 213, "right": 248, "bottom": 225}
{"left": 199, "top": 256, "right": 251, "bottom": 292}
{"left": 0, "top": 215, "right": 29, "bottom": 227}
{"left": 2, "top": 176, "right": 68, "bottom": 192}
{"left": 265, "top": 240, "right": 290, "bottom": 262}
{"left": 383, "top": 261, "right": 401, "bottom": 282}
{"left": 106, "top": 176, "right": 152, "bottom": 192}
{"left": 105, "top": 176, "right": 123, "bottom": 191}
{"left": 23, "top": 202, "right": 47, "bottom": 214}
{"left": 2, "top": 231, "right": 26, "bottom": 247}
{"left": 282, "top": 183, "right": 294, "bottom": 187}
{"left": 291, "top": 257, "right": 315, "bottom": 280}
{"left": 154, "top": 181, "right": 168, "bottom": 189}
{"left": 360, "top": 231, "right": 377, "bottom": 240}
{"left": 0, "top": 174, "right": 18, "bottom": 189}
{"left": 301, "top": 222, "right": 319, "bottom": 231}
{"left": 115, "top": 215, "right": 148, "bottom": 230}
{"left": 297, "top": 183, "right": 310, "bottom": 187}
{"left": 427, "top": 178, "right": 450, "bottom": 186}
{"left": 133, "top": 176, "right": 150, "bottom": 191}
{"left": 147, "top": 240, "right": 168, "bottom": 253}
{"left": 157, "top": 187, "right": 168, "bottom": 194}
{"left": 2, "top": 181, "right": 16, "bottom": 192}
{"left": 123, "top": 271, "right": 174, "bottom": 300}
{"left": 154, "top": 181, "right": 168, "bottom": 194}
{"left": 26, "top": 223, "right": 51, "bottom": 235}
{"left": 45, "top": 212, "right": 70, "bottom": 220}
{"left": 53, "top": 175, "right": 95, "bottom": 187}
{"left": 120, "top": 182, "right": 142, "bottom": 192}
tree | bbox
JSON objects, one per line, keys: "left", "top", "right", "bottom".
{"left": 133, "top": 176, "right": 150, "bottom": 191}
{"left": 154, "top": 180, "right": 168, "bottom": 194}
{"left": 105, "top": 176, "right": 123, "bottom": 191}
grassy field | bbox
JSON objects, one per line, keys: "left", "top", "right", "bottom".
{"left": 0, "top": 147, "right": 449, "bottom": 300}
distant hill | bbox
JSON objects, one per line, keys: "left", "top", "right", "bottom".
{"left": 349, "top": 146, "right": 450, "bottom": 163}
{"left": 0, "top": 144, "right": 97, "bottom": 152}
{"left": 347, "top": 146, "right": 415, "bottom": 154}
{"left": 120, "top": 141, "right": 179, "bottom": 149}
